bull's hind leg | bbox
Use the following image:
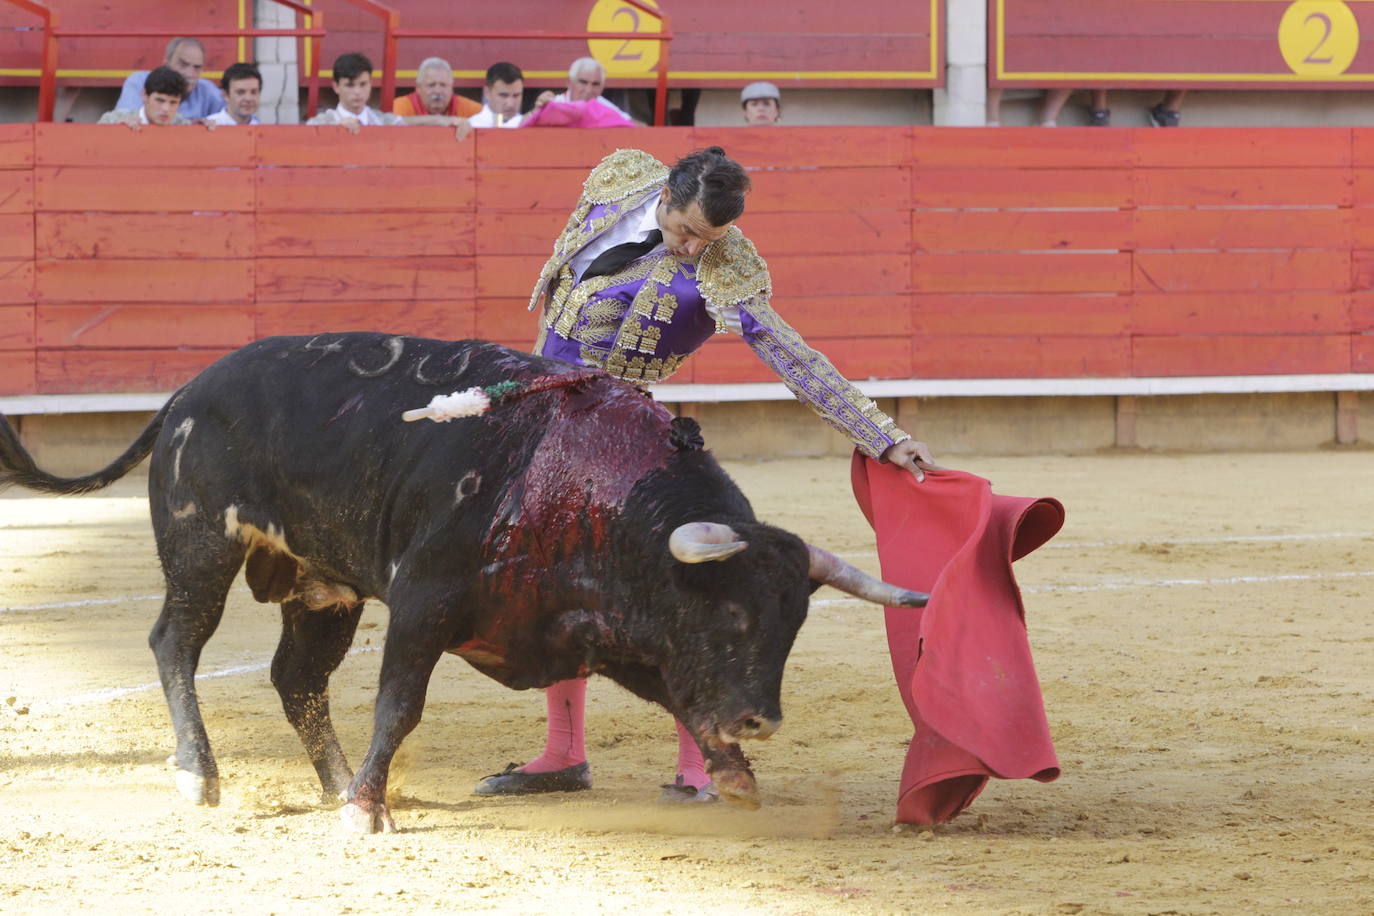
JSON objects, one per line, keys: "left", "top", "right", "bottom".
{"left": 148, "top": 544, "right": 243, "bottom": 807}
{"left": 271, "top": 597, "right": 365, "bottom": 801}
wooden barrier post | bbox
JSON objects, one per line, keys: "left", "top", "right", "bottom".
{"left": 1336, "top": 391, "right": 1359, "bottom": 444}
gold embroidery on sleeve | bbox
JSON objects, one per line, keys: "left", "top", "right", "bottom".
{"left": 738, "top": 296, "right": 908, "bottom": 459}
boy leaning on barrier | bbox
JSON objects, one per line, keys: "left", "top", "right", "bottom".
{"left": 98, "top": 66, "right": 192, "bottom": 130}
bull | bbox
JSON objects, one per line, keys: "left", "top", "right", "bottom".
{"left": 0, "top": 334, "right": 925, "bottom": 833}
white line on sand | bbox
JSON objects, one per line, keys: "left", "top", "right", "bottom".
{"left": 22, "top": 565, "right": 1373, "bottom": 707}
{"left": 0, "top": 594, "right": 163, "bottom": 614}
{"left": 835, "top": 530, "right": 1374, "bottom": 560}
{"left": 1022, "top": 569, "right": 1374, "bottom": 594}
{"left": 813, "top": 568, "right": 1374, "bottom": 605}
{"left": 36, "top": 647, "right": 381, "bottom": 711}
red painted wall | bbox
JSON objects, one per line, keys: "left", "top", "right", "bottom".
{"left": 1, "top": 123, "right": 1371, "bottom": 398}
{"left": 0, "top": 0, "right": 940, "bottom": 90}
{"left": 993, "top": 0, "right": 1374, "bottom": 89}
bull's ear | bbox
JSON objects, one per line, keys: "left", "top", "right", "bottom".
{"left": 669, "top": 416, "right": 705, "bottom": 451}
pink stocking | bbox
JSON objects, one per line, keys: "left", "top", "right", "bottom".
{"left": 520, "top": 678, "right": 588, "bottom": 773}
{"left": 674, "top": 719, "right": 711, "bottom": 789}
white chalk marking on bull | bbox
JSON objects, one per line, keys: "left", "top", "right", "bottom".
{"left": 224, "top": 505, "right": 293, "bottom": 556}
{"left": 303, "top": 335, "right": 344, "bottom": 360}
{"left": 402, "top": 388, "right": 492, "bottom": 423}
{"left": 412, "top": 348, "right": 471, "bottom": 386}
{"left": 454, "top": 470, "right": 481, "bottom": 506}
{"left": 348, "top": 335, "right": 405, "bottom": 378}
{"left": 170, "top": 418, "right": 195, "bottom": 485}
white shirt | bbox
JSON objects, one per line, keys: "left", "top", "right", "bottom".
{"left": 334, "top": 104, "right": 393, "bottom": 126}
{"left": 567, "top": 192, "right": 741, "bottom": 333}
{"left": 205, "top": 110, "right": 261, "bottom": 126}
{"left": 469, "top": 104, "right": 522, "bottom": 128}
{"left": 552, "top": 92, "right": 630, "bottom": 120}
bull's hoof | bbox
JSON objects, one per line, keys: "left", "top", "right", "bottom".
{"left": 174, "top": 769, "right": 220, "bottom": 807}
{"left": 658, "top": 778, "right": 720, "bottom": 804}
{"left": 713, "top": 768, "right": 761, "bottom": 811}
{"left": 340, "top": 801, "right": 396, "bottom": 834}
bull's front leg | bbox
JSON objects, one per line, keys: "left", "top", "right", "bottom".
{"left": 340, "top": 604, "right": 450, "bottom": 834}
{"left": 699, "top": 738, "right": 759, "bottom": 810}
{"left": 600, "top": 660, "right": 761, "bottom": 810}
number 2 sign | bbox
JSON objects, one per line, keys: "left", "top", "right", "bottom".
{"left": 587, "top": 0, "right": 665, "bottom": 77}
{"left": 1279, "top": 0, "right": 1360, "bottom": 75}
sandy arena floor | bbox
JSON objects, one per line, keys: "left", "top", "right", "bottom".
{"left": 1, "top": 450, "right": 1372, "bottom": 915}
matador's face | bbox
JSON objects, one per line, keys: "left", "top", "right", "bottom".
{"left": 656, "top": 189, "right": 733, "bottom": 262}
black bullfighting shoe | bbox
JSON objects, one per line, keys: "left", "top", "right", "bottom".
{"left": 658, "top": 776, "right": 720, "bottom": 804}
{"left": 473, "top": 761, "right": 592, "bottom": 796}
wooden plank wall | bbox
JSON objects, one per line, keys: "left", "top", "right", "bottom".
{"left": 0, "top": 124, "right": 1371, "bottom": 397}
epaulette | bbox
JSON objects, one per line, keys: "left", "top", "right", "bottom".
{"left": 583, "top": 149, "right": 670, "bottom": 204}
{"left": 698, "top": 227, "right": 772, "bottom": 307}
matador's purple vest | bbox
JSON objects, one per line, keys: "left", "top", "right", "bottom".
{"left": 528, "top": 149, "right": 907, "bottom": 459}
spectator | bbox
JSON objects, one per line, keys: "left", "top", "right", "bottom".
{"left": 1148, "top": 90, "right": 1188, "bottom": 127}
{"left": 533, "top": 57, "right": 638, "bottom": 123}
{"left": 306, "top": 53, "right": 405, "bottom": 130}
{"left": 115, "top": 37, "right": 225, "bottom": 121}
{"left": 994, "top": 88, "right": 1188, "bottom": 128}
{"left": 468, "top": 62, "right": 525, "bottom": 128}
{"left": 740, "top": 81, "right": 781, "bottom": 125}
{"left": 393, "top": 57, "right": 481, "bottom": 131}
{"left": 98, "top": 66, "right": 190, "bottom": 128}
{"left": 1038, "top": 88, "right": 1109, "bottom": 126}
{"left": 205, "top": 62, "right": 262, "bottom": 126}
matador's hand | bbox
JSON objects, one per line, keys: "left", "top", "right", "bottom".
{"left": 881, "top": 439, "right": 937, "bottom": 482}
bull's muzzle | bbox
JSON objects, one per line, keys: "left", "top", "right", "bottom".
{"left": 724, "top": 714, "right": 781, "bottom": 742}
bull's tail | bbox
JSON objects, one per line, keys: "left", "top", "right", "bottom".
{"left": 0, "top": 400, "right": 174, "bottom": 496}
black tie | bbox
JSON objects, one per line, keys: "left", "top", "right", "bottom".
{"left": 580, "top": 230, "right": 663, "bottom": 281}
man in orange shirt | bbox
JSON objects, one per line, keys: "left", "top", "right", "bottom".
{"left": 393, "top": 56, "right": 479, "bottom": 140}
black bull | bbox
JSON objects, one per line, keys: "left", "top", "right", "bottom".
{"left": 0, "top": 334, "right": 926, "bottom": 833}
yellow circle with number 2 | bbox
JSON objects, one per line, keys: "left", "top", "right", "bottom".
{"left": 1279, "top": 1, "right": 1359, "bottom": 75}
{"left": 587, "top": 0, "right": 663, "bottom": 77}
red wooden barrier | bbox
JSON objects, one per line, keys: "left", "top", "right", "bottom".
{"left": 0, "top": 124, "right": 1371, "bottom": 398}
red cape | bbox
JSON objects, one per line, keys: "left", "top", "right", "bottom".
{"left": 851, "top": 452, "right": 1063, "bottom": 824}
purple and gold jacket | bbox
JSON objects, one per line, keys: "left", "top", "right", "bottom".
{"left": 529, "top": 149, "right": 908, "bottom": 459}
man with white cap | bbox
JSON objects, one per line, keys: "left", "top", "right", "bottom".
{"left": 740, "top": 81, "right": 781, "bottom": 125}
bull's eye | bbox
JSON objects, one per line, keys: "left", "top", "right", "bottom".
{"left": 723, "top": 601, "right": 752, "bottom": 635}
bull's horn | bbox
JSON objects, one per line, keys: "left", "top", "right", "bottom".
{"left": 669, "top": 522, "right": 748, "bottom": 563}
{"left": 807, "top": 545, "right": 928, "bottom": 607}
